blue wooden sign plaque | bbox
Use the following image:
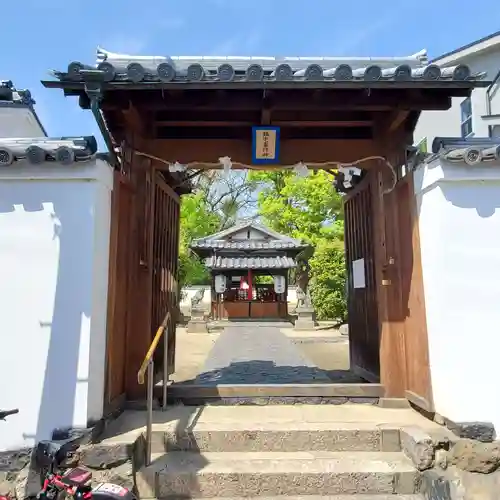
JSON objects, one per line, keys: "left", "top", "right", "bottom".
{"left": 252, "top": 126, "right": 280, "bottom": 165}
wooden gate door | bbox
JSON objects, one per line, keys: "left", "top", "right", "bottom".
{"left": 105, "top": 171, "right": 134, "bottom": 412}
{"left": 151, "top": 171, "right": 180, "bottom": 377}
{"left": 344, "top": 173, "right": 380, "bottom": 382}
{"left": 385, "top": 173, "right": 433, "bottom": 410}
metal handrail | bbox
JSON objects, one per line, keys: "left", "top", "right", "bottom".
{"left": 137, "top": 310, "right": 171, "bottom": 466}
{"left": 486, "top": 69, "right": 500, "bottom": 116}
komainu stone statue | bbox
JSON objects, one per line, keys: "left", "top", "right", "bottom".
{"left": 191, "top": 288, "right": 205, "bottom": 307}
{"left": 295, "top": 246, "right": 314, "bottom": 309}
{"left": 187, "top": 288, "right": 208, "bottom": 333}
{"left": 296, "top": 263, "right": 312, "bottom": 308}
{"left": 294, "top": 246, "right": 317, "bottom": 330}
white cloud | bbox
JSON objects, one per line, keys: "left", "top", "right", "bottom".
{"left": 323, "top": 0, "right": 414, "bottom": 56}
{"left": 99, "top": 35, "right": 148, "bottom": 55}
{"left": 243, "top": 31, "right": 263, "bottom": 53}
{"left": 209, "top": 30, "right": 263, "bottom": 55}
{"left": 99, "top": 16, "right": 185, "bottom": 55}
{"left": 209, "top": 37, "right": 239, "bottom": 55}
{"left": 332, "top": 16, "right": 394, "bottom": 56}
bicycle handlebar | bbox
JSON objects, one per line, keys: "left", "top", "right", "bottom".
{"left": 0, "top": 409, "right": 19, "bottom": 420}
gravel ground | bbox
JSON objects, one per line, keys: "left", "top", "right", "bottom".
{"left": 195, "top": 325, "right": 332, "bottom": 384}
{"left": 170, "top": 323, "right": 362, "bottom": 384}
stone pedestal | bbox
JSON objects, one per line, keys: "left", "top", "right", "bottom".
{"left": 339, "top": 323, "right": 349, "bottom": 336}
{"left": 186, "top": 306, "right": 208, "bottom": 333}
{"left": 294, "top": 306, "right": 317, "bottom": 331}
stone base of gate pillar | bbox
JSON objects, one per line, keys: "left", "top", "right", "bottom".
{"left": 294, "top": 306, "right": 317, "bottom": 331}
{"left": 187, "top": 306, "right": 208, "bottom": 333}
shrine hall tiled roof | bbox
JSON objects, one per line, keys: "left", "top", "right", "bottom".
{"left": 0, "top": 136, "right": 99, "bottom": 167}
{"left": 45, "top": 47, "right": 486, "bottom": 87}
{"left": 191, "top": 220, "right": 307, "bottom": 253}
{"left": 204, "top": 255, "right": 296, "bottom": 270}
{"left": 192, "top": 240, "right": 305, "bottom": 250}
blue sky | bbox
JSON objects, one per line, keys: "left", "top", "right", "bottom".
{"left": 3, "top": 0, "right": 500, "bottom": 148}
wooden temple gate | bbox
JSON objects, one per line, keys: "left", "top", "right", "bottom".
{"left": 150, "top": 172, "right": 179, "bottom": 382}
{"left": 43, "top": 49, "right": 482, "bottom": 409}
{"left": 344, "top": 172, "right": 379, "bottom": 382}
{"left": 384, "top": 172, "right": 433, "bottom": 410}
{"left": 104, "top": 156, "right": 181, "bottom": 406}
{"left": 105, "top": 168, "right": 134, "bottom": 410}
{"left": 344, "top": 165, "right": 432, "bottom": 410}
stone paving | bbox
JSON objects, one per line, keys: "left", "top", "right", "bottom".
{"left": 195, "top": 324, "right": 332, "bottom": 384}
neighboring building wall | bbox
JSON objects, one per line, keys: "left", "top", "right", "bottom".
{"left": 0, "top": 107, "right": 46, "bottom": 138}
{"left": 0, "top": 81, "right": 46, "bottom": 138}
{"left": 413, "top": 97, "right": 462, "bottom": 147}
{"left": 414, "top": 154, "right": 500, "bottom": 433}
{"left": 0, "top": 159, "right": 113, "bottom": 452}
{"left": 414, "top": 48, "right": 500, "bottom": 147}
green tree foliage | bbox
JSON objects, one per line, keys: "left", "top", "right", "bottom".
{"left": 250, "top": 169, "right": 346, "bottom": 321}
{"left": 178, "top": 191, "right": 220, "bottom": 286}
{"left": 309, "top": 241, "right": 347, "bottom": 322}
{"left": 250, "top": 170, "right": 343, "bottom": 244}
{"left": 178, "top": 171, "right": 257, "bottom": 286}
{"left": 178, "top": 167, "right": 348, "bottom": 321}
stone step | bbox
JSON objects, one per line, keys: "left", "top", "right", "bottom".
{"left": 136, "top": 451, "right": 419, "bottom": 498}
{"left": 157, "top": 497, "right": 424, "bottom": 500}
{"left": 152, "top": 421, "right": 400, "bottom": 453}
{"left": 161, "top": 383, "right": 384, "bottom": 406}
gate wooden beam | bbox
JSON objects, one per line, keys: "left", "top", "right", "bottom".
{"left": 154, "top": 120, "right": 373, "bottom": 128}
{"left": 386, "top": 111, "right": 411, "bottom": 134}
{"left": 122, "top": 101, "right": 153, "bottom": 139}
{"left": 374, "top": 110, "right": 415, "bottom": 138}
{"left": 144, "top": 138, "right": 383, "bottom": 167}
{"left": 101, "top": 89, "right": 454, "bottom": 112}
{"left": 272, "top": 120, "right": 373, "bottom": 128}
{"left": 261, "top": 91, "right": 272, "bottom": 125}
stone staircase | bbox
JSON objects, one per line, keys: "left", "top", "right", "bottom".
{"left": 136, "top": 423, "right": 420, "bottom": 498}
{"left": 92, "top": 405, "right": 446, "bottom": 499}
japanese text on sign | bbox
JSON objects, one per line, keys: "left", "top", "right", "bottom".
{"left": 253, "top": 128, "right": 278, "bottom": 161}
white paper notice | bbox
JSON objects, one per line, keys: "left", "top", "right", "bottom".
{"left": 352, "top": 258, "right": 366, "bottom": 289}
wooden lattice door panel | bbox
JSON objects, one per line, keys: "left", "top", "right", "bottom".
{"left": 151, "top": 172, "right": 180, "bottom": 376}
{"left": 344, "top": 174, "right": 380, "bottom": 381}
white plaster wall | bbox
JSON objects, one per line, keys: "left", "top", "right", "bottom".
{"left": 0, "top": 159, "right": 113, "bottom": 452}
{"left": 414, "top": 48, "right": 500, "bottom": 147}
{"left": 414, "top": 157, "right": 500, "bottom": 433}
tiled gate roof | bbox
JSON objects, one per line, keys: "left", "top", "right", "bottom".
{"left": 48, "top": 47, "right": 484, "bottom": 86}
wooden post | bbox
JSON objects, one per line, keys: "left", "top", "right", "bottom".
{"left": 247, "top": 269, "right": 253, "bottom": 300}
{"left": 373, "top": 122, "right": 409, "bottom": 398}
{"left": 284, "top": 272, "right": 288, "bottom": 316}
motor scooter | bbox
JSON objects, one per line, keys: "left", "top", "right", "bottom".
{"left": 0, "top": 409, "right": 137, "bottom": 500}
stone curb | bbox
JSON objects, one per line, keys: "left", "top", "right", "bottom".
{"left": 166, "top": 396, "right": 380, "bottom": 406}
{"left": 400, "top": 426, "right": 436, "bottom": 471}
